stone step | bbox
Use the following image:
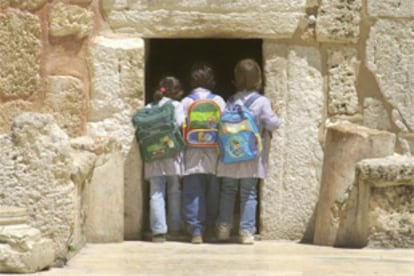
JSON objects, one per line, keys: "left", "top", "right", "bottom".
{"left": 0, "top": 205, "right": 28, "bottom": 226}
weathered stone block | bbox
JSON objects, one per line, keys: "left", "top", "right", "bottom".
{"left": 49, "top": 2, "right": 94, "bottom": 39}
{"left": 363, "top": 97, "right": 391, "bottom": 131}
{"left": 356, "top": 156, "right": 414, "bottom": 248}
{"left": 83, "top": 137, "right": 124, "bottom": 243}
{"left": 0, "top": 113, "right": 77, "bottom": 262}
{"left": 0, "top": 206, "right": 55, "bottom": 273}
{"left": 367, "top": 0, "right": 414, "bottom": 17}
{"left": 70, "top": 138, "right": 97, "bottom": 186}
{"left": 0, "top": 10, "right": 40, "bottom": 99}
{"left": 261, "top": 42, "right": 323, "bottom": 240}
{"left": 327, "top": 48, "right": 360, "bottom": 115}
{"left": 124, "top": 139, "right": 144, "bottom": 240}
{"left": 398, "top": 133, "right": 414, "bottom": 156}
{"left": 9, "top": 0, "right": 47, "bottom": 11}
{"left": 313, "top": 122, "right": 395, "bottom": 247}
{"left": 0, "top": 100, "right": 33, "bottom": 134}
{"left": 88, "top": 35, "right": 144, "bottom": 123}
{"left": 87, "top": 35, "right": 146, "bottom": 240}
{"left": 0, "top": 206, "right": 28, "bottom": 226}
{"left": 102, "top": 0, "right": 305, "bottom": 38}
{"left": 43, "top": 76, "right": 87, "bottom": 138}
{"left": 316, "top": 0, "right": 362, "bottom": 43}
{"left": 366, "top": 19, "right": 414, "bottom": 131}
{"left": 88, "top": 35, "right": 144, "bottom": 240}
{"left": 369, "top": 185, "right": 414, "bottom": 248}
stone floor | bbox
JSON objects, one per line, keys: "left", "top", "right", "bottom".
{"left": 14, "top": 241, "right": 414, "bottom": 275}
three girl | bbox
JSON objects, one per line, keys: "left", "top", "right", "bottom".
{"left": 142, "top": 58, "right": 280, "bottom": 244}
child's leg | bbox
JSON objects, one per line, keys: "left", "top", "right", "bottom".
{"left": 217, "top": 177, "right": 239, "bottom": 228}
{"left": 182, "top": 174, "right": 206, "bottom": 236}
{"left": 206, "top": 174, "right": 220, "bottom": 232}
{"left": 166, "top": 175, "right": 182, "bottom": 232}
{"left": 149, "top": 176, "right": 167, "bottom": 235}
{"left": 239, "top": 178, "right": 258, "bottom": 234}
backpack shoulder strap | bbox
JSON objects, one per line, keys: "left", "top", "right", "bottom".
{"left": 206, "top": 93, "right": 216, "bottom": 100}
{"left": 187, "top": 93, "right": 199, "bottom": 101}
{"left": 244, "top": 92, "right": 262, "bottom": 108}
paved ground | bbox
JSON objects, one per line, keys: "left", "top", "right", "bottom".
{"left": 26, "top": 241, "right": 414, "bottom": 275}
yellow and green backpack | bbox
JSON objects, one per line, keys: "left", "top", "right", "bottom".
{"left": 183, "top": 93, "right": 222, "bottom": 147}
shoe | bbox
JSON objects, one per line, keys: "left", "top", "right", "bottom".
{"left": 216, "top": 224, "right": 231, "bottom": 242}
{"left": 152, "top": 234, "right": 166, "bottom": 243}
{"left": 191, "top": 235, "right": 203, "bottom": 244}
{"left": 239, "top": 230, "right": 254, "bottom": 245}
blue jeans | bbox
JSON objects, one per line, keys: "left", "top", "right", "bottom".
{"left": 217, "top": 177, "right": 258, "bottom": 234}
{"left": 149, "top": 175, "right": 182, "bottom": 235}
{"left": 182, "top": 174, "right": 220, "bottom": 236}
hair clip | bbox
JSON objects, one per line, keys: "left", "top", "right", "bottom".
{"left": 160, "top": 87, "right": 166, "bottom": 93}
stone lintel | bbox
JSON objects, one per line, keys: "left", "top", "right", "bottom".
{"left": 106, "top": 11, "right": 302, "bottom": 38}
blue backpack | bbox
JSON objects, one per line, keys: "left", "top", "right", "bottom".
{"left": 218, "top": 92, "right": 262, "bottom": 163}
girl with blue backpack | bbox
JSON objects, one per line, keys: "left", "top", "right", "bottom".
{"left": 142, "top": 76, "right": 185, "bottom": 242}
{"left": 216, "top": 59, "right": 281, "bottom": 244}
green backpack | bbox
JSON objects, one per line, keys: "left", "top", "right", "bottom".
{"left": 132, "top": 101, "right": 185, "bottom": 162}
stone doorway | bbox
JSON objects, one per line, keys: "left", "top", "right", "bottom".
{"left": 143, "top": 38, "right": 263, "bottom": 236}
{"left": 145, "top": 38, "right": 263, "bottom": 102}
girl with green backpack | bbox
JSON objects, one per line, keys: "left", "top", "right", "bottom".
{"left": 140, "top": 76, "right": 185, "bottom": 242}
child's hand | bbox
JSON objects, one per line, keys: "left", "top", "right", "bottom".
{"left": 271, "top": 102, "right": 279, "bottom": 113}
{"left": 272, "top": 101, "right": 283, "bottom": 114}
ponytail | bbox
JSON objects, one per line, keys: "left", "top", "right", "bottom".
{"left": 153, "top": 87, "right": 166, "bottom": 104}
{"left": 153, "top": 76, "right": 183, "bottom": 103}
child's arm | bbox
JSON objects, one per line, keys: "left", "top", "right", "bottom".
{"left": 174, "top": 101, "right": 185, "bottom": 127}
{"left": 261, "top": 97, "right": 281, "bottom": 131}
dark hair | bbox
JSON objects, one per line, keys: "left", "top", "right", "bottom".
{"left": 153, "top": 76, "right": 184, "bottom": 103}
{"left": 190, "top": 62, "right": 216, "bottom": 90}
{"left": 234, "top": 59, "right": 262, "bottom": 91}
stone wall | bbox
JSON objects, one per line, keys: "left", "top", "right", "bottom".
{"left": 356, "top": 156, "right": 414, "bottom": 249}
{"left": 0, "top": 0, "right": 413, "bottom": 251}
{"left": 0, "top": 113, "right": 77, "bottom": 263}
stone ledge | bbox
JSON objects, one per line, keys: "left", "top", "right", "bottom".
{"left": 357, "top": 155, "right": 414, "bottom": 187}
{"left": 353, "top": 155, "right": 414, "bottom": 248}
{"left": 0, "top": 206, "right": 28, "bottom": 226}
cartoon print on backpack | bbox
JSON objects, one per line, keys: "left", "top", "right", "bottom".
{"left": 183, "top": 92, "right": 222, "bottom": 147}
{"left": 132, "top": 88, "right": 185, "bottom": 162}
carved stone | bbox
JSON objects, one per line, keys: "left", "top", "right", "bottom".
{"left": 313, "top": 122, "right": 395, "bottom": 247}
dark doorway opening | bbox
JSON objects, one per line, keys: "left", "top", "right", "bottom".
{"left": 145, "top": 39, "right": 263, "bottom": 102}
{"left": 143, "top": 38, "right": 263, "bottom": 238}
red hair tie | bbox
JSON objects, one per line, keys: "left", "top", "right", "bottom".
{"left": 160, "top": 87, "right": 166, "bottom": 93}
